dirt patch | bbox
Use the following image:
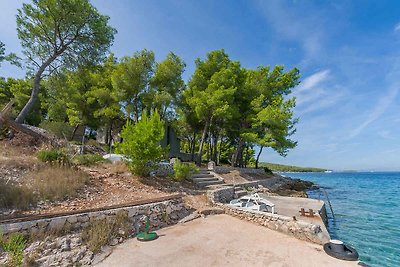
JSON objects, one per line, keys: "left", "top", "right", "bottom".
{"left": 219, "top": 170, "right": 276, "bottom": 184}
{"left": 1, "top": 132, "right": 42, "bottom": 154}
{"left": 0, "top": 136, "right": 207, "bottom": 218}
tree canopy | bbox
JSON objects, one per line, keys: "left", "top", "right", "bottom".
{"left": 15, "top": 0, "right": 116, "bottom": 123}
{"left": 1, "top": 0, "right": 301, "bottom": 169}
{"left": 180, "top": 49, "right": 299, "bottom": 167}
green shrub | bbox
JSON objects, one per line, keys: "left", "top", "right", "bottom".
{"left": 37, "top": 149, "right": 70, "bottom": 165}
{"left": 263, "top": 166, "right": 273, "bottom": 174}
{"left": 115, "top": 111, "right": 166, "bottom": 176}
{"left": 1, "top": 233, "right": 26, "bottom": 267}
{"left": 173, "top": 160, "right": 198, "bottom": 181}
{"left": 39, "top": 121, "right": 73, "bottom": 139}
{"left": 73, "top": 154, "right": 105, "bottom": 166}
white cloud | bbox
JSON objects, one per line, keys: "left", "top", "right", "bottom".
{"left": 298, "top": 70, "right": 330, "bottom": 92}
{"left": 348, "top": 86, "right": 399, "bottom": 139}
{"left": 299, "top": 90, "right": 344, "bottom": 114}
{"left": 255, "top": 0, "right": 323, "bottom": 58}
{"left": 293, "top": 69, "right": 344, "bottom": 114}
{"left": 394, "top": 22, "right": 400, "bottom": 32}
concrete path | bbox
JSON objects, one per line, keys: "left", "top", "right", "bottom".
{"left": 96, "top": 215, "right": 358, "bottom": 267}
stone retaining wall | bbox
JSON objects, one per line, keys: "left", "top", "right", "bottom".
{"left": 0, "top": 197, "right": 190, "bottom": 236}
{"left": 222, "top": 205, "right": 329, "bottom": 245}
{"left": 207, "top": 178, "right": 289, "bottom": 204}
{"left": 207, "top": 186, "right": 235, "bottom": 204}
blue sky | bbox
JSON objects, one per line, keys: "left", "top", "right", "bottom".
{"left": 1, "top": 0, "right": 400, "bottom": 171}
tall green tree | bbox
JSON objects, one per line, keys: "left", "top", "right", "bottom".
{"left": 64, "top": 67, "right": 99, "bottom": 129}
{"left": 86, "top": 54, "right": 122, "bottom": 145}
{"left": 44, "top": 56, "right": 121, "bottom": 141}
{"left": 0, "top": 41, "right": 20, "bottom": 68}
{"left": 231, "top": 65, "right": 300, "bottom": 167}
{"left": 253, "top": 97, "right": 298, "bottom": 168}
{"left": 0, "top": 42, "right": 5, "bottom": 66}
{"left": 112, "top": 49, "right": 155, "bottom": 122}
{"left": 15, "top": 0, "right": 116, "bottom": 123}
{"left": 184, "top": 49, "right": 243, "bottom": 165}
{"left": 150, "top": 52, "right": 186, "bottom": 119}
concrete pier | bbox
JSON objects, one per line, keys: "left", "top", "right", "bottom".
{"left": 260, "top": 194, "right": 330, "bottom": 239}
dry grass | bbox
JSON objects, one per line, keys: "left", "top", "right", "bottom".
{"left": 106, "top": 161, "right": 129, "bottom": 174}
{"left": 0, "top": 166, "right": 89, "bottom": 211}
{"left": 82, "top": 219, "right": 114, "bottom": 253}
{"left": 29, "top": 167, "right": 89, "bottom": 201}
{"left": 0, "top": 179, "right": 37, "bottom": 210}
{"left": 82, "top": 210, "right": 130, "bottom": 253}
{"left": 0, "top": 156, "right": 41, "bottom": 170}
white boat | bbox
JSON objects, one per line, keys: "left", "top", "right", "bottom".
{"left": 229, "top": 193, "right": 275, "bottom": 214}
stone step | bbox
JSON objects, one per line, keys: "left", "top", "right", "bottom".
{"left": 192, "top": 177, "right": 219, "bottom": 182}
{"left": 192, "top": 173, "right": 214, "bottom": 179}
{"left": 195, "top": 180, "right": 225, "bottom": 187}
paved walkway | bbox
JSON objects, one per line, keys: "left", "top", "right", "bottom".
{"left": 96, "top": 215, "right": 358, "bottom": 267}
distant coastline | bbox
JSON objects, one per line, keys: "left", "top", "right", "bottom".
{"left": 260, "top": 162, "right": 329, "bottom": 173}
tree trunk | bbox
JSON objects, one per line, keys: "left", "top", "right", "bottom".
{"left": 107, "top": 120, "right": 113, "bottom": 146}
{"left": 217, "top": 139, "right": 224, "bottom": 165}
{"left": 108, "top": 119, "right": 115, "bottom": 153}
{"left": 244, "top": 146, "right": 249, "bottom": 168}
{"left": 255, "top": 146, "right": 264, "bottom": 169}
{"left": 0, "top": 112, "right": 47, "bottom": 141}
{"left": 71, "top": 124, "right": 80, "bottom": 141}
{"left": 197, "top": 120, "right": 209, "bottom": 166}
{"left": 232, "top": 138, "right": 244, "bottom": 167}
{"left": 212, "top": 134, "right": 218, "bottom": 163}
{"left": 190, "top": 132, "right": 196, "bottom": 161}
{"left": 134, "top": 103, "right": 139, "bottom": 122}
{"left": 16, "top": 53, "right": 60, "bottom": 124}
{"left": 207, "top": 140, "right": 212, "bottom": 162}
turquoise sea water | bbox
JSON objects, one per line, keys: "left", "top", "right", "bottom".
{"left": 283, "top": 172, "right": 400, "bottom": 267}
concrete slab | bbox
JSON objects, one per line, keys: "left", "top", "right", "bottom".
{"left": 260, "top": 194, "right": 330, "bottom": 238}
{"left": 96, "top": 215, "right": 358, "bottom": 267}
